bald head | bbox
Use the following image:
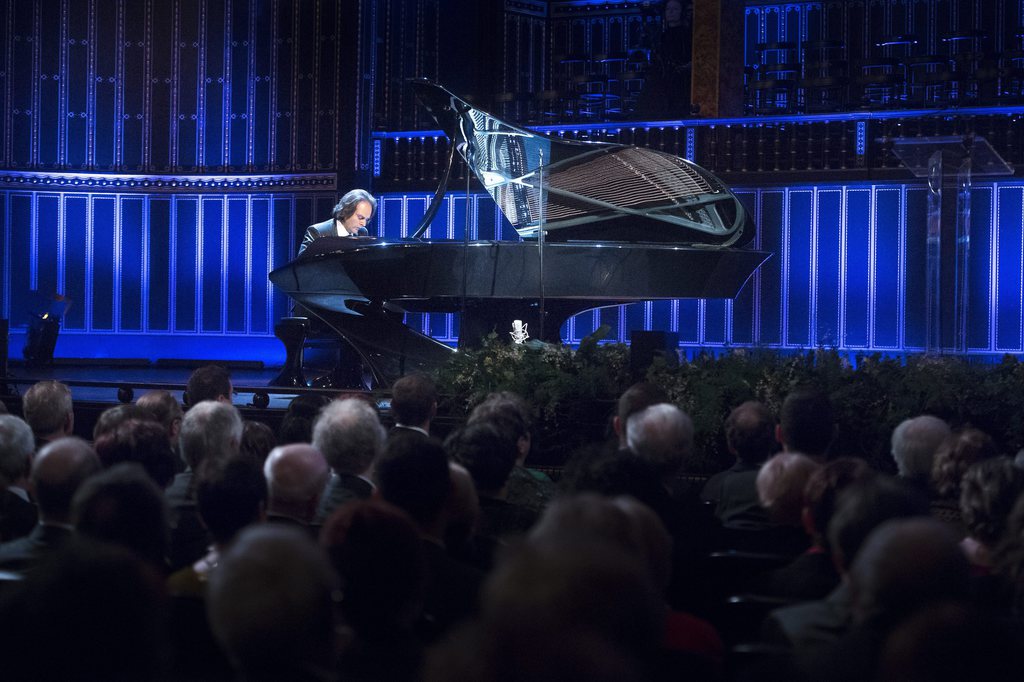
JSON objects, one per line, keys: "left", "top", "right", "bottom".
{"left": 32, "top": 437, "right": 101, "bottom": 523}
{"left": 264, "top": 444, "right": 330, "bottom": 524}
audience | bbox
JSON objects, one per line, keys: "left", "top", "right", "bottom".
{"left": 0, "top": 415, "right": 38, "bottom": 541}
{"left": 277, "top": 393, "right": 330, "bottom": 444}
{"left": 890, "top": 414, "right": 950, "bottom": 491}
{"left": 321, "top": 499, "right": 427, "bottom": 682}
{"left": 376, "top": 431, "right": 484, "bottom": 642}
{"left": 168, "top": 400, "right": 244, "bottom": 569}
{"left": 21, "top": 379, "right": 75, "bottom": 449}
{"left": 93, "top": 417, "right": 178, "bottom": 488}
{"left": 0, "top": 537, "right": 170, "bottom": 681}
{"left": 802, "top": 517, "right": 971, "bottom": 681}
{"left": 0, "top": 437, "right": 100, "bottom": 572}
{"left": 930, "top": 426, "right": 999, "bottom": 532}
{"left": 762, "top": 475, "right": 929, "bottom": 657}
{"left": 135, "top": 388, "right": 184, "bottom": 444}
{"left": 206, "top": 524, "right": 341, "bottom": 681}
{"left": 958, "top": 457, "right": 1024, "bottom": 575}
{"left": 264, "top": 443, "right": 330, "bottom": 532}
{"left": 389, "top": 372, "right": 437, "bottom": 436}
{"left": 466, "top": 391, "right": 555, "bottom": 514}
{"left": 760, "top": 457, "right": 874, "bottom": 600}
{"left": 72, "top": 462, "right": 170, "bottom": 570}
{"left": 91, "top": 403, "right": 149, "bottom": 442}
{"left": 778, "top": 385, "right": 836, "bottom": 461}
{"left": 240, "top": 418, "right": 277, "bottom": 465}
{"left": 314, "top": 397, "right": 386, "bottom": 523}
{"left": 878, "top": 600, "right": 1024, "bottom": 682}
{"left": 6, "top": 370, "right": 1024, "bottom": 681}
{"left": 168, "top": 456, "right": 266, "bottom": 593}
{"left": 701, "top": 400, "right": 776, "bottom": 527}
{"left": 185, "top": 364, "right": 233, "bottom": 406}
{"left": 446, "top": 420, "right": 537, "bottom": 542}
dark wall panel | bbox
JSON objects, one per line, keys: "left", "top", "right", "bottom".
{"left": 120, "top": 197, "right": 145, "bottom": 331}
{"left": 148, "top": 197, "right": 172, "bottom": 332}
{"left": 63, "top": 195, "right": 88, "bottom": 330}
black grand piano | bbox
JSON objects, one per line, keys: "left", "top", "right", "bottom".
{"left": 269, "top": 81, "right": 771, "bottom": 387}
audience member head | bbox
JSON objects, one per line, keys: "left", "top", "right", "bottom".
{"left": 31, "top": 437, "right": 101, "bottom": 524}
{"left": 312, "top": 397, "right": 385, "bottom": 476}
{"left": 93, "top": 418, "right": 177, "bottom": 488}
{"left": 0, "top": 414, "right": 34, "bottom": 487}
{"left": 827, "top": 475, "right": 930, "bottom": 573}
{"left": 390, "top": 372, "right": 438, "bottom": 430}
{"left": 879, "top": 601, "right": 1023, "bottom": 682}
{"left": 72, "top": 462, "right": 169, "bottom": 568}
{"left": 530, "top": 493, "right": 673, "bottom": 592}
{"left": 445, "top": 421, "right": 518, "bottom": 497}
{"left": 614, "top": 381, "right": 669, "bottom": 446}
{"left": 724, "top": 400, "right": 776, "bottom": 465}
{"left": 848, "top": 517, "right": 969, "bottom": 628}
{"left": 135, "top": 389, "right": 184, "bottom": 442}
{"left": 932, "top": 427, "right": 999, "bottom": 499}
{"left": 196, "top": 456, "right": 267, "bottom": 547}
{"left": 468, "top": 391, "right": 534, "bottom": 463}
{"left": 185, "top": 364, "right": 233, "bottom": 406}
{"left": 801, "top": 456, "right": 874, "bottom": 549}
{"left": 478, "top": 538, "right": 663, "bottom": 675}
{"left": 779, "top": 385, "right": 835, "bottom": 459}
{"left": 0, "top": 537, "right": 168, "bottom": 680}
{"left": 277, "top": 393, "right": 330, "bottom": 444}
{"left": 625, "top": 402, "right": 693, "bottom": 480}
{"left": 240, "top": 419, "right": 276, "bottom": 466}
{"left": 375, "top": 432, "right": 451, "bottom": 535}
{"left": 321, "top": 499, "right": 426, "bottom": 636}
{"left": 178, "top": 400, "right": 243, "bottom": 471}
{"left": 959, "top": 456, "right": 1024, "bottom": 548}
{"left": 21, "top": 379, "right": 74, "bottom": 441}
{"left": 264, "top": 443, "right": 330, "bottom": 524}
{"left": 756, "top": 451, "right": 820, "bottom": 526}
{"left": 92, "top": 403, "right": 149, "bottom": 442}
{"left": 206, "top": 524, "right": 340, "bottom": 679}
{"left": 890, "top": 415, "right": 950, "bottom": 483}
{"left": 559, "top": 443, "right": 670, "bottom": 522}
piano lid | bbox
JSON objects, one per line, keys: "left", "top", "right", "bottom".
{"left": 411, "top": 79, "right": 754, "bottom": 247}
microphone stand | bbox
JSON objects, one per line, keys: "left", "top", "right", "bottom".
{"left": 537, "top": 150, "right": 546, "bottom": 341}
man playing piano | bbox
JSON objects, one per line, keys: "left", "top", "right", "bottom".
{"left": 297, "top": 189, "right": 377, "bottom": 256}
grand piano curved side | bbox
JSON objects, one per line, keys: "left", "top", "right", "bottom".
{"left": 269, "top": 81, "right": 772, "bottom": 387}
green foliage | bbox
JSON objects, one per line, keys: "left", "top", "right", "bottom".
{"left": 434, "top": 340, "right": 1024, "bottom": 472}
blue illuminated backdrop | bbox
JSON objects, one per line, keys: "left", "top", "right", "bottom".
{"left": 1, "top": 0, "right": 1023, "bottom": 366}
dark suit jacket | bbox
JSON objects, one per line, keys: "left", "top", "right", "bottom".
{"left": 299, "top": 218, "right": 352, "bottom": 255}
{"left": 316, "top": 472, "right": 375, "bottom": 524}
{"left": 761, "top": 581, "right": 852, "bottom": 655}
{"left": 0, "top": 488, "right": 38, "bottom": 543}
{"left": 760, "top": 548, "right": 840, "bottom": 601}
{"left": 166, "top": 471, "right": 211, "bottom": 571}
{"left": 0, "top": 523, "right": 73, "bottom": 572}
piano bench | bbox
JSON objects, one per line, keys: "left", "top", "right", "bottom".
{"left": 269, "top": 317, "right": 310, "bottom": 388}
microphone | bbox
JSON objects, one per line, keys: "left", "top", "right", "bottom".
{"left": 356, "top": 226, "right": 369, "bottom": 237}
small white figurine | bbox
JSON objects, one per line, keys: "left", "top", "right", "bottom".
{"left": 510, "top": 319, "right": 529, "bottom": 344}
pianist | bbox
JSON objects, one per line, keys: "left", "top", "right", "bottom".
{"left": 297, "top": 189, "right": 377, "bottom": 256}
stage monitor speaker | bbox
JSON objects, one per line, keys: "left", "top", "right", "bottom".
{"left": 630, "top": 330, "right": 679, "bottom": 378}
